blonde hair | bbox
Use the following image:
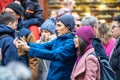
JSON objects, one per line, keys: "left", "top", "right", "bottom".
{"left": 97, "top": 23, "right": 112, "bottom": 43}
{"left": 63, "top": 0, "right": 75, "bottom": 6}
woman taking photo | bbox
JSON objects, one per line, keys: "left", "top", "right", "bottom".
{"left": 14, "top": 14, "right": 77, "bottom": 80}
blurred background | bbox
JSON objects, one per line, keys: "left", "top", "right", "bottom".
{"left": 48, "top": 0, "right": 120, "bottom": 23}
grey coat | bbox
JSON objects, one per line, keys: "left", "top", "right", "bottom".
{"left": 37, "top": 59, "right": 50, "bottom": 80}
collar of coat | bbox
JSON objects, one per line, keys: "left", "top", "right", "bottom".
{"left": 73, "top": 48, "right": 94, "bottom": 77}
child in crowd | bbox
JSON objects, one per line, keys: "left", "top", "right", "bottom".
{"left": 20, "top": 0, "right": 44, "bottom": 28}
{"left": 37, "top": 18, "right": 56, "bottom": 43}
{"left": 14, "top": 0, "right": 44, "bottom": 40}
{"left": 37, "top": 18, "right": 56, "bottom": 80}
{"left": 58, "top": 0, "right": 75, "bottom": 16}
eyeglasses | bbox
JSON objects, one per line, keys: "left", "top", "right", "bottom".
{"left": 112, "top": 25, "right": 119, "bottom": 29}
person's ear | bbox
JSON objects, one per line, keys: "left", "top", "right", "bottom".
{"left": 16, "top": 14, "right": 20, "bottom": 20}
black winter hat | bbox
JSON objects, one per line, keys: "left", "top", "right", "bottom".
{"left": 57, "top": 14, "right": 75, "bottom": 31}
{"left": 6, "top": 3, "right": 23, "bottom": 16}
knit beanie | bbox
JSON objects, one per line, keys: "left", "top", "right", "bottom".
{"left": 57, "top": 14, "right": 75, "bottom": 31}
{"left": 40, "top": 17, "right": 56, "bottom": 34}
{"left": 76, "top": 26, "right": 94, "bottom": 44}
{"left": 6, "top": 3, "right": 23, "bottom": 16}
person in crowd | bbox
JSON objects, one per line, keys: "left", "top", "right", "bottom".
{"left": 57, "top": 0, "right": 75, "bottom": 16}
{"left": 110, "top": 15, "right": 120, "bottom": 80}
{"left": 71, "top": 26, "right": 100, "bottom": 80}
{"left": 81, "top": 15, "right": 98, "bottom": 28}
{"left": 50, "top": 10, "right": 58, "bottom": 18}
{"left": 94, "top": 23, "right": 116, "bottom": 57}
{"left": 17, "top": 0, "right": 44, "bottom": 40}
{"left": 4, "top": 2, "right": 38, "bottom": 80}
{"left": 37, "top": 18, "right": 56, "bottom": 80}
{"left": 72, "top": 13, "right": 82, "bottom": 31}
{"left": 111, "top": 15, "right": 120, "bottom": 39}
{"left": 14, "top": 14, "right": 77, "bottom": 80}
{"left": 15, "top": 0, "right": 44, "bottom": 28}
{"left": 0, "top": 61, "right": 31, "bottom": 80}
{"left": 37, "top": 18, "right": 56, "bottom": 43}
{"left": 72, "top": 13, "right": 80, "bottom": 20}
{"left": 0, "top": 12, "right": 18, "bottom": 65}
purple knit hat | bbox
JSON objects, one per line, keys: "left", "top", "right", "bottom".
{"left": 76, "top": 26, "right": 94, "bottom": 44}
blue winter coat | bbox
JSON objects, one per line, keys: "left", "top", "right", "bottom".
{"left": 0, "top": 24, "right": 18, "bottom": 65}
{"left": 28, "top": 32, "right": 77, "bottom": 80}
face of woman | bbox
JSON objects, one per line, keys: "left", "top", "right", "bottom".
{"left": 74, "top": 35, "right": 79, "bottom": 48}
{"left": 41, "top": 29, "right": 52, "bottom": 38}
{"left": 94, "top": 26, "right": 100, "bottom": 38}
{"left": 56, "top": 21, "right": 70, "bottom": 36}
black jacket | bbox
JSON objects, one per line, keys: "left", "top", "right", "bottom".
{"left": 110, "top": 38, "right": 120, "bottom": 80}
{"left": 22, "top": 0, "right": 44, "bottom": 27}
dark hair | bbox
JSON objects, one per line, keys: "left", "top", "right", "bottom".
{"left": 0, "top": 12, "right": 16, "bottom": 25}
{"left": 113, "top": 15, "right": 120, "bottom": 22}
{"left": 78, "top": 37, "right": 87, "bottom": 56}
{"left": 113, "top": 15, "right": 120, "bottom": 28}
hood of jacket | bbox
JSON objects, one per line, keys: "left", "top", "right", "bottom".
{"left": 0, "top": 24, "right": 15, "bottom": 36}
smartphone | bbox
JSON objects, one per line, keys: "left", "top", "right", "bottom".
{"left": 15, "top": 31, "right": 20, "bottom": 39}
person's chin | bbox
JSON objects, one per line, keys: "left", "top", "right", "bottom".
{"left": 75, "top": 45, "right": 77, "bottom": 48}
{"left": 57, "top": 33, "right": 61, "bottom": 36}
